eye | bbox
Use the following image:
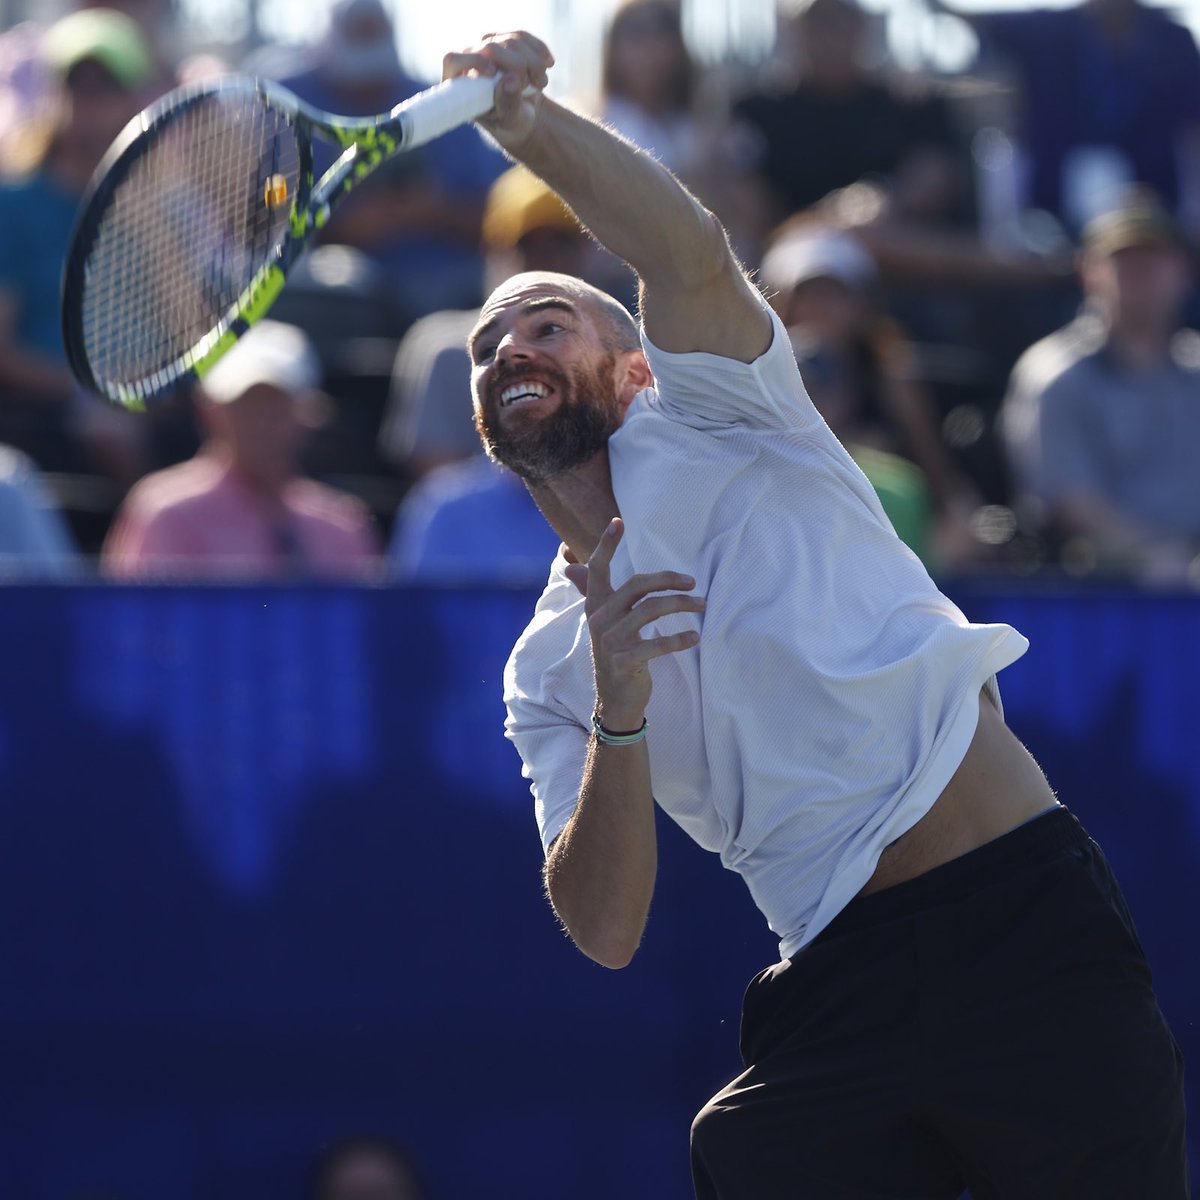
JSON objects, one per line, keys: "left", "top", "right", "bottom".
{"left": 539, "top": 321, "right": 565, "bottom": 337}
{"left": 473, "top": 344, "right": 496, "bottom": 365}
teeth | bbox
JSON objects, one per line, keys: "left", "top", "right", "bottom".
{"left": 500, "top": 381, "right": 550, "bottom": 407}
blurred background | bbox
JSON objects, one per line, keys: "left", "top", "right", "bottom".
{"left": 0, "top": 0, "right": 1196, "bottom": 1196}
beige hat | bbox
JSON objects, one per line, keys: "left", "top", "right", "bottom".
{"left": 1082, "top": 188, "right": 1184, "bottom": 256}
{"left": 482, "top": 166, "right": 581, "bottom": 250}
{"left": 200, "top": 321, "right": 321, "bottom": 404}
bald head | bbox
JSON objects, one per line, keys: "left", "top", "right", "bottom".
{"left": 477, "top": 271, "right": 640, "bottom": 355}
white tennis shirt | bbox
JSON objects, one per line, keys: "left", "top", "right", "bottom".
{"left": 503, "top": 299, "right": 1028, "bottom": 958}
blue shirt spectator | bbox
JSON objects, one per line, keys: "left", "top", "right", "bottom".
{"left": 0, "top": 443, "right": 77, "bottom": 576}
{"left": 0, "top": 174, "right": 79, "bottom": 362}
{"left": 390, "top": 457, "right": 560, "bottom": 585}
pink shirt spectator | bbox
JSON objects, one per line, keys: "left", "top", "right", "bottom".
{"left": 103, "top": 456, "right": 379, "bottom": 580}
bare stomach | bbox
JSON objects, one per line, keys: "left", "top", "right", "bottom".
{"left": 858, "top": 688, "right": 1059, "bottom": 898}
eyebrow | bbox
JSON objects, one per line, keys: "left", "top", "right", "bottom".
{"left": 469, "top": 298, "right": 580, "bottom": 356}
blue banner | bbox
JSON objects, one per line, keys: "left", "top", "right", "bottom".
{"left": 0, "top": 583, "right": 1194, "bottom": 1198}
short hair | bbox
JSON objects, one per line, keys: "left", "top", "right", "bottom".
{"left": 480, "top": 271, "right": 640, "bottom": 355}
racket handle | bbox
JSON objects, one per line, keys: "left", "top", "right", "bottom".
{"left": 394, "top": 74, "right": 501, "bottom": 149}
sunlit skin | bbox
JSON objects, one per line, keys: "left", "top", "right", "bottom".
{"left": 468, "top": 275, "right": 649, "bottom": 496}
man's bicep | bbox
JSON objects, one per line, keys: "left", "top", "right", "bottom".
{"left": 637, "top": 226, "right": 773, "bottom": 364}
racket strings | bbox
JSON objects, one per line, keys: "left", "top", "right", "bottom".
{"left": 80, "top": 91, "right": 301, "bottom": 397}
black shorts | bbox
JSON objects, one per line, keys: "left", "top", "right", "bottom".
{"left": 691, "top": 807, "right": 1189, "bottom": 1199}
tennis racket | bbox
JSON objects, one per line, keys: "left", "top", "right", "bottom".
{"left": 61, "top": 72, "right": 505, "bottom": 409}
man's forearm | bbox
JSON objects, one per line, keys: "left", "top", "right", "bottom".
{"left": 544, "top": 737, "right": 657, "bottom": 970}
{"left": 491, "top": 97, "right": 728, "bottom": 290}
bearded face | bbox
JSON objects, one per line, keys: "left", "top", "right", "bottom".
{"left": 474, "top": 349, "right": 623, "bottom": 486}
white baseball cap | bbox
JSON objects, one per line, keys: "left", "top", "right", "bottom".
{"left": 200, "top": 321, "right": 322, "bottom": 404}
{"left": 760, "top": 228, "right": 877, "bottom": 293}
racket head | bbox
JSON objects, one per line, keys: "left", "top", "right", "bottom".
{"left": 61, "top": 77, "right": 314, "bottom": 409}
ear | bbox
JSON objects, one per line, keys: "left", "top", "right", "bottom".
{"left": 614, "top": 349, "right": 654, "bottom": 415}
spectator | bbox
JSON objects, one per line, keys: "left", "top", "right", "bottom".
{"left": 966, "top": 0, "right": 1200, "bottom": 236}
{"left": 598, "top": 0, "right": 768, "bottom": 267}
{"left": 390, "top": 456, "right": 561, "bottom": 584}
{"left": 734, "top": 0, "right": 1074, "bottom": 360}
{"left": 761, "top": 224, "right": 983, "bottom": 568}
{"left": 1001, "top": 189, "right": 1200, "bottom": 580}
{"left": 269, "top": 0, "right": 505, "bottom": 322}
{"left": 102, "top": 322, "right": 380, "bottom": 580}
{"left": 0, "top": 9, "right": 162, "bottom": 490}
{"left": 378, "top": 165, "right": 592, "bottom": 480}
{"left": 307, "top": 1136, "right": 424, "bottom": 1200}
{"left": 0, "top": 442, "right": 77, "bottom": 577}
{"left": 735, "top": 0, "right": 969, "bottom": 230}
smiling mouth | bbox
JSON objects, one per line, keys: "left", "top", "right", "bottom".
{"left": 498, "top": 380, "right": 554, "bottom": 409}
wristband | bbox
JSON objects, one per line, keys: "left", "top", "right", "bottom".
{"left": 591, "top": 712, "right": 648, "bottom": 745}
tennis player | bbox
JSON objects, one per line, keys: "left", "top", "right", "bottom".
{"left": 444, "top": 31, "right": 1188, "bottom": 1198}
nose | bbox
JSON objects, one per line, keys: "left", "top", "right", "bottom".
{"left": 494, "top": 329, "right": 535, "bottom": 368}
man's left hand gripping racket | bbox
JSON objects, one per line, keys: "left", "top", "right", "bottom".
{"left": 61, "top": 72, "right": 505, "bottom": 409}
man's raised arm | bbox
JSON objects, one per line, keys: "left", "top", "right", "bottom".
{"left": 443, "top": 32, "right": 772, "bottom": 363}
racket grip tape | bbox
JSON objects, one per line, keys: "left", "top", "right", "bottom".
{"left": 394, "top": 74, "right": 503, "bottom": 149}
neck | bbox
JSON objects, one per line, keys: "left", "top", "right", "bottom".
{"left": 1087, "top": 0, "right": 1136, "bottom": 38}
{"left": 1107, "top": 320, "right": 1173, "bottom": 371}
{"left": 523, "top": 451, "right": 619, "bottom": 563}
{"left": 216, "top": 447, "right": 290, "bottom": 504}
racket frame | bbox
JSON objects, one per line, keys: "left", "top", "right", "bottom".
{"left": 62, "top": 73, "right": 498, "bottom": 408}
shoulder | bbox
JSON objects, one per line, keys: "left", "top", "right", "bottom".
{"left": 121, "top": 458, "right": 222, "bottom": 520}
{"left": 287, "top": 478, "right": 373, "bottom": 532}
{"left": 392, "top": 311, "right": 475, "bottom": 380}
{"left": 403, "top": 458, "right": 508, "bottom": 509}
{"left": 1008, "top": 316, "right": 1106, "bottom": 400}
{"left": 0, "top": 443, "right": 40, "bottom": 488}
{"left": 1168, "top": 329, "right": 1200, "bottom": 375}
{"left": 635, "top": 301, "right": 818, "bottom": 433}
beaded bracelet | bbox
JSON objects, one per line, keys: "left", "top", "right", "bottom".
{"left": 591, "top": 713, "right": 649, "bottom": 746}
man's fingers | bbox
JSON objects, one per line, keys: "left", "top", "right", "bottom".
{"left": 443, "top": 33, "right": 553, "bottom": 90}
{"left": 564, "top": 562, "right": 588, "bottom": 596}
{"left": 440, "top": 50, "right": 496, "bottom": 82}
{"left": 585, "top": 517, "right": 623, "bottom": 596}
{"left": 615, "top": 630, "right": 701, "bottom": 668}
{"left": 611, "top": 569, "right": 696, "bottom": 610}
{"left": 605, "top": 593, "right": 705, "bottom": 642}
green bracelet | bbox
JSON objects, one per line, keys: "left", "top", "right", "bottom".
{"left": 591, "top": 713, "right": 648, "bottom": 745}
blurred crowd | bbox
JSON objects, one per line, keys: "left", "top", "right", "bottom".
{"left": 1, "top": 0, "right": 1199, "bottom": 586}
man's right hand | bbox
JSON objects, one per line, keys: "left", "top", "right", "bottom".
{"left": 564, "top": 517, "right": 705, "bottom": 731}
{"left": 441, "top": 31, "right": 554, "bottom": 148}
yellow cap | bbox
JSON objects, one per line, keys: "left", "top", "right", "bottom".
{"left": 482, "top": 166, "right": 581, "bottom": 250}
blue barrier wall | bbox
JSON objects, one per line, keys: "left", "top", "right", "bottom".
{"left": 0, "top": 583, "right": 1195, "bottom": 1199}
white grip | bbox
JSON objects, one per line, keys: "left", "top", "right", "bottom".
{"left": 393, "top": 74, "right": 500, "bottom": 148}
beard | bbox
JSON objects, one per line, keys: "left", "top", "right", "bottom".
{"left": 474, "top": 353, "right": 623, "bottom": 487}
